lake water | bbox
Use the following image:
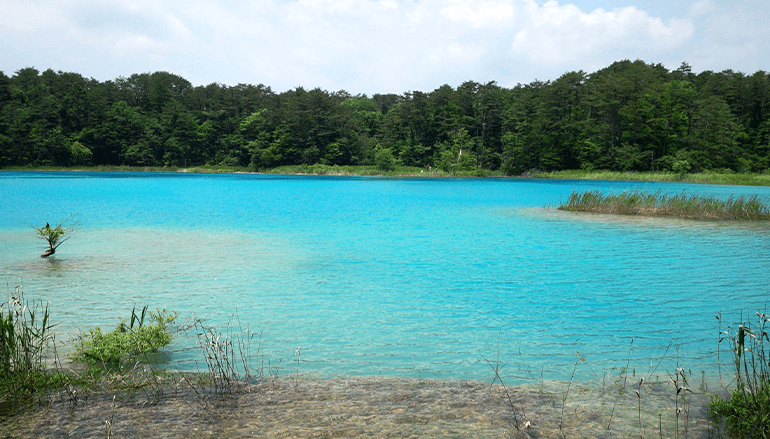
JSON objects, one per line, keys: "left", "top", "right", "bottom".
{"left": 1, "top": 171, "right": 769, "bottom": 384}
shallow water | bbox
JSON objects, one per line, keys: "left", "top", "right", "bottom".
{"left": 0, "top": 375, "right": 717, "bottom": 439}
{"left": 1, "top": 171, "right": 769, "bottom": 384}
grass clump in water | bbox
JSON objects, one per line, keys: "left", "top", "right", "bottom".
{"left": 559, "top": 190, "right": 770, "bottom": 221}
{"left": 710, "top": 312, "right": 770, "bottom": 438}
{"left": 71, "top": 305, "right": 177, "bottom": 369}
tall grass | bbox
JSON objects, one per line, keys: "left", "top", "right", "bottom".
{"left": 535, "top": 170, "right": 770, "bottom": 186}
{"left": 192, "top": 313, "right": 263, "bottom": 398}
{"left": 559, "top": 190, "right": 770, "bottom": 221}
{"left": 0, "top": 281, "right": 58, "bottom": 399}
{"left": 711, "top": 312, "right": 770, "bottom": 438}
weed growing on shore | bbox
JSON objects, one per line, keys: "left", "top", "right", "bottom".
{"left": 482, "top": 333, "right": 524, "bottom": 431}
{"left": 295, "top": 346, "right": 302, "bottom": 382}
{"left": 670, "top": 366, "right": 692, "bottom": 439}
{"left": 0, "top": 280, "right": 62, "bottom": 400}
{"left": 710, "top": 312, "right": 770, "bottom": 438}
{"left": 104, "top": 395, "right": 116, "bottom": 439}
{"left": 192, "top": 312, "right": 262, "bottom": 398}
{"left": 558, "top": 352, "right": 583, "bottom": 438}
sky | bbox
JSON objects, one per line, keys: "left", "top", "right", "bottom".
{"left": 0, "top": 0, "right": 767, "bottom": 95}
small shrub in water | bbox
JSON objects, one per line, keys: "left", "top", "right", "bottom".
{"left": 72, "top": 306, "right": 177, "bottom": 368}
{"left": 35, "top": 216, "right": 78, "bottom": 258}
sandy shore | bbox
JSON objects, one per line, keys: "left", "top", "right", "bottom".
{"left": 1, "top": 374, "right": 719, "bottom": 438}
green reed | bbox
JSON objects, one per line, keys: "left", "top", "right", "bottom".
{"left": 0, "top": 281, "right": 60, "bottom": 400}
{"left": 711, "top": 312, "right": 770, "bottom": 438}
{"left": 559, "top": 190, "right": 770, "bottom": 221}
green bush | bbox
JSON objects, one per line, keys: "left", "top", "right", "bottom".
{"left": 710, "top": 313, "right": 770, "bottom": 438}
{"left": 711, "top": 386, "right": 770, "bottom": 438}
{"left": 672, "top": 159, "right": 691, "bottom": 179}
{"left": 72, "top": 306, "right": 177, "bottom": 367}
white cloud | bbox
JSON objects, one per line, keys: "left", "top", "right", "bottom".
{"left": 0, "top": 0, "right": 767, "bottom": 94}
{"left": 510, "top": 1, "right": 693, "bottom": 66}
{"left": 440, "top": 0, "right": 515, "bottom": 28}
{"left": 682, "top": 0, "right": 770, "bottom": 74}
{"left": 0, "top": 2, "right": 61, "bottom": 32}
{"left": 689, "top": 0, "right": 714, "bottom": 17}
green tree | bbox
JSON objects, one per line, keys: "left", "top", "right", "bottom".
{"left": 35, "top": 217, "right": 77, "bottom": 258}
{"left": 70, "top": 140, "right": 92, "bottom": 165}
{"left": 435, "top": 128, "right": 475, "bottom": 174}
{"left": 101, "top": 101, "right": 146, "bottom": 165}
{"left": 374, "top": 144, "right": 397, "bottom": 171}
{"left": 500, "top": 82, "right": 551, "bottom": 173}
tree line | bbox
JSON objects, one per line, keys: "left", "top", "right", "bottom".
{"left": 1, "top": 60, "right": 768, "bottom": 174}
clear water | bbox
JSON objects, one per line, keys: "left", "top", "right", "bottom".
{"left": 1, "top": 171, "right": 769, "bottom": 383}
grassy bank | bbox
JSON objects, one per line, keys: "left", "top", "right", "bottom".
{"left": 1, "top": 164, "right": 506, "bottom": 178}
{"left": 535, "top": 169, "right": 770, "bottom": 186}
{"left": 559, "top": 190, "right": 770, "bottom": 221}
{"left": 5, "top": 165, "right": 770, "bottom": 185}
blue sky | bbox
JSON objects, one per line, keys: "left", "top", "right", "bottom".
{"left": 1, "top": 0, "right": 767, "bottom": 95}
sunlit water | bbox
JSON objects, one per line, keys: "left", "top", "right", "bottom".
{"left": 1, "top": 171, "right": 769, "bottom": 384}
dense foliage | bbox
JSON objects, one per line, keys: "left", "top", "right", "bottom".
{"left": 72, "top": 306, "right": 177, "bottom": 368}
{"left": 1, "top": 60, "right": 769, "bottom": 174}
{"left": 710, "top": 313, "right": 770, "bottom": 438}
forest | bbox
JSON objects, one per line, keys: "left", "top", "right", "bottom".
{"left": 1, "top": 60, "right": 768, "bottom": 175}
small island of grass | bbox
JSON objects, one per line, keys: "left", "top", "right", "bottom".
{"left": 558, "top": 190, "right": 770, "bottom": 221}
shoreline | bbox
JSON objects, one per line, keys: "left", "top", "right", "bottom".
{"left": 4, "top": 166, "right": 770, "bottom": 186}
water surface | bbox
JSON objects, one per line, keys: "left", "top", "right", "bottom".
{"left": 1, "top": 171, "right": 768, "bottom": 383}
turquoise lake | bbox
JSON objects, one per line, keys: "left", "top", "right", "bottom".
{"left": 1, "top": 171, "right": 769, "bottom": 384}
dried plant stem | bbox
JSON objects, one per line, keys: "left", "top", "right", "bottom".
{"left": 560, "top": 353, "right": 580, "bottom": 438}
{"left": 481, "top": 332, "right": 523, "bottom": 430}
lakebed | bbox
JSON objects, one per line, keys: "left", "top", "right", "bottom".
{"left": 2, "top": 374, "right": 716, "bottom": 438}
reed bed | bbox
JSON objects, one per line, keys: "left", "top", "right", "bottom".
{"left": 559, "top": 190, "right": 770, "bottom": 221}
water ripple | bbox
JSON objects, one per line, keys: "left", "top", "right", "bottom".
{"left": 1, "top": 172, "right": 769, "bottom": 384}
